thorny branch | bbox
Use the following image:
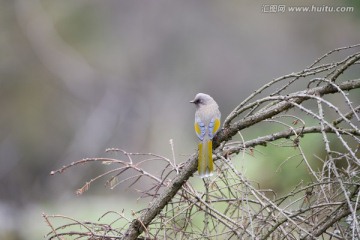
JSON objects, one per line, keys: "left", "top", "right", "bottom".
{"left": 47, "top": 45, "right": 360, "bottom": 239}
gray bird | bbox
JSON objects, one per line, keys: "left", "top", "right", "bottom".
{"left": 190, "top": 93, "right": 221, "bottom": 178}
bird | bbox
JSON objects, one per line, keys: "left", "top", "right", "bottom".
{"left": 190, "top": 93, "right": 221, "bottom": 178}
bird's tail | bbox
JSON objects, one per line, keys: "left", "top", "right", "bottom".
{"left": 198, "top": 140, "right": 214, "bottom": 178}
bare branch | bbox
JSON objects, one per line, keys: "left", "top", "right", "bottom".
{"left": 46, "top": 45, "right": 360, "bottom": 240}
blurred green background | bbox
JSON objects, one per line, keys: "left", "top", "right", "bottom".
{"left": 1, "top": 0, "right": 359, "bottom": 239}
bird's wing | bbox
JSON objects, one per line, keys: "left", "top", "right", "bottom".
{"left": 194, "top": 117, "right": 206, "bottom": 141}
{"left": 208, "top": 118, "right": 221, "bottom": 139}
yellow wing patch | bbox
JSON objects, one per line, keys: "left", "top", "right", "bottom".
{"left": 212, "top": 118, "right": 221, "bottom": 135}
{"left": 195, "top": 122, "right": 202, "bottom": 136}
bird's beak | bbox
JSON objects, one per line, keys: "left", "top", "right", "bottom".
{"left": 190, "top": 99, "right": 195, "bottom": 103}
